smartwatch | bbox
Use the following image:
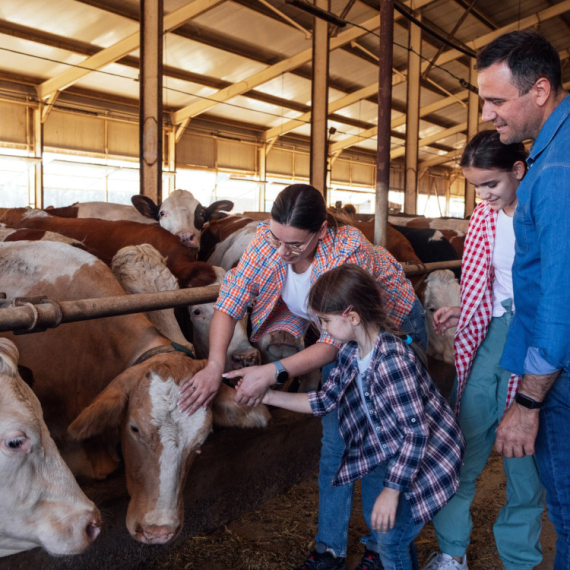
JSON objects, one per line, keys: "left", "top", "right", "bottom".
{"left": 273, "top": 360, "right": 289, "bottom": 386}
{"left": 514, "top": 392, "right": 543, "bottom": 410}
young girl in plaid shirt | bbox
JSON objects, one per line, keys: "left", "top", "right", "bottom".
{"left": 423, "top": 131, "right": 544, "bottom": 570}
{"left": 261, "top": 264, "right": 464, "bottom": 570}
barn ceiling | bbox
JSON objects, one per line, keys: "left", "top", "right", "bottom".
{"left": 0, "top": 0, "right": 569, "bottom": 166}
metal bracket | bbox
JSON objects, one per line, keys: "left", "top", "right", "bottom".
{"left": 0, "top": 296, "right": 63, "bottom": 335}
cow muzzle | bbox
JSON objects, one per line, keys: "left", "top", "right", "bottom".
{"left": 230, "top": 347, "right": 261, "bottom": 370}
{"left": 175, "top": 231, "right": 199, "bottom": 249}
{"left": 134, "top": 523, "right": 181, "bottom": 545}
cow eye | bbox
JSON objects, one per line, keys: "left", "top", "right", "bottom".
{"left": 192, "top": 308, "right": 202, "bottom": 316}
{"left": 130, "top": 425, "right": 139, "bottom": 434}
{"left": 159, "top": 211, "right": 165, "bottom": 218}
{"left": 428, "top": 307, "right": 436, "bottom": 312}
{"left": 5, "top": 437, "right": 25, "bottom": 450}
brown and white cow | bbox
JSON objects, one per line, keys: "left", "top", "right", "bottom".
{"left": 0, "top": 338, "right": 101, "bottom": 557}
{"left": 46, "top": 190, "right": 233, "bottom": 251}
{"left": 0, "top": 241, "right": 268, "bottom": 545}
{"left": 423, "top": 269, "right": 461, "bottom": 364}
{"left": 0, "top": 209, "right": 217, "bottom": 289}
{"left": 111, "top": 245, "right": 262, "bottom": 374}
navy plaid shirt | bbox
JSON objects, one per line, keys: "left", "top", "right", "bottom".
{"left": 308, "top": 332, "right": 465, "bottom": 525}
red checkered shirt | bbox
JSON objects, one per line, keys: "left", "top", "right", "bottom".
{"left": 214, "top": 221, "right": 416, "bottom": 344}
{"left": 454, "top": 201, "right": 520, "bottom": 415}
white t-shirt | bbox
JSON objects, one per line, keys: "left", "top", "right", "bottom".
{"left": 281, "top": 263, "right": 313, "bottom": 320}
{"left": 355, "top": 349, "right": 380, "bottom": 443}
{"left": 492, "top": 210, "right": 516, "bottom": 317}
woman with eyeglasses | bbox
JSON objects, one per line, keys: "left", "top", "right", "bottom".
{"left": 178, "top": 183, "right": 427, "bottom": 570}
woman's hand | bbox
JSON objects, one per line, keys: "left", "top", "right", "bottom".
{"left": 178, "top": 361, "right": 224, "bottom": 415}
{"left": 371, "top": 488, "right": 400, "bottom": 533}
{"left": 432, "top": 306, "right": 461, "bottom": 335}
{"left": 224, "top": 364, "right": 276, "bottom": 407}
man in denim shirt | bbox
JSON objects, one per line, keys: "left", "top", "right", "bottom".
{"left": 477, "top": 30, "right": 570, "bottom": 569}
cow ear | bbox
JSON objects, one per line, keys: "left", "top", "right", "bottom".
{"left": 131, "top": 195, "right": 160, "bottom": 220}
{"left": 68, "top": 368, "right": 135, "bottom": 440}
{"left": 204, "top": 200, "right": 234, "bottom": 221}
{"left": 17, "top": 365, "right": 34, "bottom": 388}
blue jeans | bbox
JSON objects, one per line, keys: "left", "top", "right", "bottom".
{"left": 315, "top": 298, "right": 427, "bottom": 557}
{"left": 360, "top": 462, "right": 424, "bottom": 570}
{"left": 433, "top": 300, "right": 543, "bottom": 570}
{"left": 534, "top": 372, "right": 570, "bottom": 570}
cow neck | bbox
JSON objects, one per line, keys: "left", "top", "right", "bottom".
{"left": 131, "top": 342, "right": 196, "bottom": 367}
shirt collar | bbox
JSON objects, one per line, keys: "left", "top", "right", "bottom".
{"left": 528, "top": 94, "right": 570, "bottom": 166}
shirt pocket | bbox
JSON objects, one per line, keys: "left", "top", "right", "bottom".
{"left": 513, "top": 205, "right": 531, "bottom": 254}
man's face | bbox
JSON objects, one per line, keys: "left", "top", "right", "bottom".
{"left": 478, "top": 62, "right": 542, "bottom": 143}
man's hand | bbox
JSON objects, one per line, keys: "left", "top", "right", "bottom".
{"left": 371, "top": 487, "right": 400, "bottom": 533}
{"left": 178, "top": 361, "right": 224, "bottom": 415}
{"left": 432, "top": 306, "right": 461, "bottom": 336}
{"left": 495, "top": 402, "right": 540, "bottom": 458}
{"left": 224, "top": 364, "right": 276, "bottom": 407}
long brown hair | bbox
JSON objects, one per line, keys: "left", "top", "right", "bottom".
{"left": 271, "top": 183, "right": 352, "bottom": 232}
{"left": 308, "top": 264, "right": 396, "bottom": 333}
{"left": 308, "top": 264, "right": 427, "bottom": 365}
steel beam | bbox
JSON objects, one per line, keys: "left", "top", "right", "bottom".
{"left": 309, "top": 0, "right": 330, "bottom": 195}
{"left": 139, "top": 0, "right": 163, "bottom": 204}
{"left": 37, "top": 0, "right": 225, "bottom": 101}
{"left": 404, "top": 18, "right": 421, "bottom": 214}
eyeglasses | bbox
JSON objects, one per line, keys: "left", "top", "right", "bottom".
{"left": 264, "top": 231, "right": 317, "bottom": 256}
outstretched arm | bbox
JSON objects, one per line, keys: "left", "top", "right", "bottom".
{"left": 262, "top": 388, "right": 312, "bottom": 414}
{"left": 433, "top": 306, "right": 461, "bottom": 336}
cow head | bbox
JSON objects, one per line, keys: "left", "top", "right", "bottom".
{"left": 255, "top": 330, "right": 305, "bottom": 364}
{"left": 424, "top": 270, "right": 460, "bottom": 365}
{"left": 0, "top": 338, "right": 101, "bottom": 557}
{"left": 188, "top": 267, "right": 261, "bottom": 372}
{"left": 68, "top": 352, "right": 212, "bottom": 545}
{"left": 131, "top": 190, "right": 234, "bottom": 251}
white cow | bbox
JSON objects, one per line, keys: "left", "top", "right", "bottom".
{"left": 46, "top": 190, "right": 233, "bottom": 252}
{"left": 207, "top": 220, "right": 258, "bottom": 270}
{"left": 423, "top": 269, "right": 461, "bottom": 365}
{"left": 0, "top": 338, "right": 101, "bottom": 557}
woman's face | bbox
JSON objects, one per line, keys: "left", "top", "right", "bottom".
{"left": 463, "top": 162, "right": 525, "bottom": 216}
{"left": 268, "top": 220, "right": 326, "bottom": 265}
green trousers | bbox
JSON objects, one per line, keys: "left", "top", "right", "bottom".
{"left": 432, "top": 300, "right": 544, "bottom": 570}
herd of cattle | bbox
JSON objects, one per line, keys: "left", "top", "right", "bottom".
{"left": 0, "top": 190, "right": 466, "bottom": 558}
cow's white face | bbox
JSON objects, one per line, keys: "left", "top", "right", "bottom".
{"left": 0, "top": 339, "right": 101, "bottom": 557}
{"left": 132, "top": 190, "right": 234, "bottom": 252}
{"left": 68, "top": 353, "right": 212, "bottom": 545}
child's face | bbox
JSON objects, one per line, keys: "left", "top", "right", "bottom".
{"left": 463, "top": 163, "right": 524, "bottom": 215}
{"left": 316, "top": 313, "right": 356, "bottom": 344}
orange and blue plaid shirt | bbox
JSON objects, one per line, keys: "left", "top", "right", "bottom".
{"left": 214, "top": 221, "right": 416, "bottom": 344}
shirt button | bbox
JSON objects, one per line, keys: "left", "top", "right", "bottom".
{"left": 376, "top": 426, "right": 381, "bottom": 431}
{"left": 383, "top": 444, "right": 388, "bottom": 448}
{"left": 411, "top": 418, "right": 416, "bottom": 423}
{"left": 365, "top": 392, "right": 369, "bottom": 397}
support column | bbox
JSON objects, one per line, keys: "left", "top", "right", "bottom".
{"left": 164, "top": 127, "right": 177, "bottom": 197}
{"left": 139, "top": 0, "right": 163, "bottom": 204}
{"left": 258, "top": 146, "right": 267, "bottom": 212}
{"left": 374, "top": 0, "right": 395, "bottom": 247}
{"left": 29, "top": 107, "right": 43, "bottom": 209}
{"left": 404, "top": 18, "right": 421, "bottom": 215}
{"left": 464, "top": 59, "right": 478, "bottom": 217}
{"left": 309, "top": 0, "right": 330, "bottom": 197}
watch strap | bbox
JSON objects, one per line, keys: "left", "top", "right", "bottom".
{"left": 273, "top": 360, "right": 288, "bottom": 385}
{"left": 515, "top": 392, "right": 543, "bottom": 409}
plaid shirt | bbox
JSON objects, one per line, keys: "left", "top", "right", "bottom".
{"left": 454, "top": 202, "right": 520, "bottom": 415}
{"left": 215, "top": 221, "right": 416, "bottom": 343}
{"left": 309, "top": 332, "right": 465, "bottom": 525}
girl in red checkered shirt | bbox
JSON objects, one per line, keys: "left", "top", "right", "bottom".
{"left": 422, "top": 131, "right": 544, "bottom": 570}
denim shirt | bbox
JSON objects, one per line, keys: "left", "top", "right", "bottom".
{"left": 500, "top": 95, "right": 570, "bottom": 376}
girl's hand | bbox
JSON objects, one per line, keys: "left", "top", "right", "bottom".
{"left": 371, "top": 488, "right": 400, "bottom": 533}
{"left": 178, "top": 361, "right": 224, "bottom": 415}
{"left": 224, "top": 364, "right": 276, "bottom": 407}
{"left": 432, "top": 306, "right": 461, "bottom": 335}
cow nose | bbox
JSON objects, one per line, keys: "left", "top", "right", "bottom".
{"left": 176, "top": 231, "right": 198, "bottom": 247}
{"left": 140, "top": 524, "right": 179, "bottom": 544}
{"left": 231, "top": 348, "right": 262, "bottom": 369}
{"left": 86, "top": 520, "right": 101, "bottom": 544}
